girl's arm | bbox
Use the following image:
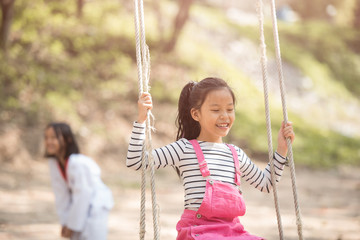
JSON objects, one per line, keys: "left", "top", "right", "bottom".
{"left": 238, "top": 122, "right": 295, "bottom": 193}
{"left": 238, "top": 149, "right": 287, "bottom": 193}
{"left": 126, "top": 122, "right": 186, "bottom": 170}
{"left": 127, "top": 92, "right": 186, "bottom": 170}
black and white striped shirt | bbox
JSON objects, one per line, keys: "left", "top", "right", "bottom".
{"left": 126, "top": 122, "right": 287, "bottom": 210}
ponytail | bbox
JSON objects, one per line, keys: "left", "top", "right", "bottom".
{"left": 176, "top": 81, "right": 200, "bottom": 140}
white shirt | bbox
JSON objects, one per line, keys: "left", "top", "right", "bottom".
{"left": 48, "top": 154, "right": 114, "bottom": 232}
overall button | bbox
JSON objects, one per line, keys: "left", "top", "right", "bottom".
{"left": 196, "top": 213, "right": 202, "bottom": 219}
{"left": 195, "top": 234, "right": 200, "bottom": 237}
{"left": 209, "top": 180, "right": 214, "bottom": 185}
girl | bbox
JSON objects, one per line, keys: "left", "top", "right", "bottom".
{"left": 45, "top": 122, "right": 114, "bottom": 240}
{"left": 126, "top": 77, "right": 295, "bottom": 239}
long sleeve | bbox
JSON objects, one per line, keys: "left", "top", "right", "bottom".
{"left": 235, "top": 146, "right": 287, "bottom": 193}
{"left": 126, "top": 122, "right": 187, "bottom": 170}
{"left": 48, "top": 158, "right": 71, "bottom": 226}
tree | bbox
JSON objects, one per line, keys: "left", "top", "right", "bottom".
{"left": 77, "top": 0, "right": 84, "bottom": 18}
{"left": 163, "top": 0, "right": 194, "bottom": 52}
{"left": 354, "top": 0, "right": 360, "bottom": 28}
{"left": 152, "top": 0, "right": 164, "bottom": 42}
{"left": 0, "top": 0, "right": 15, "bottom": 52}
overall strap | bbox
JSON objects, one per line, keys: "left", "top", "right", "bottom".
{"left": 226, "top": 144, "right": 242, "bottom": 186}
{"left": 189, "top": 139, "right": 210, "bottom": 177}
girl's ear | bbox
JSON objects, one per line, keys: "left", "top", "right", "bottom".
{"left": 190, "top": 108, "right": 199, "bottom": 122}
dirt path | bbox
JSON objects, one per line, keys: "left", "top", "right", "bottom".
{"left": 0, "top": 159, "right": 359, "bottom": 240}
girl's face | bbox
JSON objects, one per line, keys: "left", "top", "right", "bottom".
{"left": 191, "top": 88, "right": 235, "bottom": 143}
{"left": 44, "top": 127, "right": 62, "bottom": 157}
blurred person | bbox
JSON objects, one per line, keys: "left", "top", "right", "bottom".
{"left": 126, "top": 77, "right": 295, "bottom": 239}
{"left": 44, "top": 122, "right": 114, "bottom": 240}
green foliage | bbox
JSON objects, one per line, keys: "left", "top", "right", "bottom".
{"left": 1, "top": 0, "right": 138, "bottom": 123}
{"left": 278, "top": 22, "right": 360, "bottom": 98}
{"left": 292, "top": 116, "right": 360, "bottom": 167}
{"left": 193, "top": 6, "right": 360, "bottom": 167}
{"left": 231, "top": 21, "right": 360, "bottom": 99}
{"left": 0, "top": 0, "right": 359, "bottom": 168}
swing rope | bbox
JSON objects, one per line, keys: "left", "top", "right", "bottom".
{"left": 133, "top": 0, "right": 160, "bottom": 239}
{"left": 269, "top": 0, "right": 304, "bottom": 238}
{"left": 257, "top": 0, "right": 304, "bottom": 239}
{"left": 256, "top": 0, "right": 284, "bottom": 239}
{"left": 133, "top": 0, "right": 303, "bottom": 239}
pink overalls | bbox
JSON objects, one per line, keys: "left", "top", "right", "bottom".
{"left": 176, "top": 140, "right": 264, "bottom": 240}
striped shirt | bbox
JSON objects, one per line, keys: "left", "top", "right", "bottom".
{"left": 126, "top": 122, "right": 287, "bottom": 210}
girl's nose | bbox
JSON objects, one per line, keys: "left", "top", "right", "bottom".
{"left": 220, "top": 112, "right": 227, "bottom": 119}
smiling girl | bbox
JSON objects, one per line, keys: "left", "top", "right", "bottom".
{"left": 126, "top": 77, "right": 295, "bottom": 239}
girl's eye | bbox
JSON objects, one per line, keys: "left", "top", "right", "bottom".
{"left": 211, "top": 110, "right": 219, "bottom": 112}
{"left": 227, "top": 109, "right": 234, "bottom": 112}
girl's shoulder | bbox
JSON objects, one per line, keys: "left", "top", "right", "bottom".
{"left": 162, "top": 138, "right": 196, "bottom": 153}
{"left": 69, "top": 153, "right": 90, "bottom": 163}
{"left": 177, "top": 138, "right": 198, "bottom": 149}
{"left": 225, "top": 143, "right": 246, "bottom": 154}
{"left": 68, "top": 154, "right": 99, "bottom": 171}
{"left": 177, "top": 138, "right": 192, "bottom": 145}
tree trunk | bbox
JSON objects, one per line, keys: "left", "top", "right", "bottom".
{"left": 0, "top": 0, "right": 15, "bottom": 52}
{"left": 77, "top": 0, "right": 84, "bottom": 18}
{"left": 354, "top": 1, "right": 360, "bottom": 28}
{"left": 163, "top": 0, "right": 194, "bottom": 53}
{"left": 152, "top": 0, "right": 164, "bottom": 42}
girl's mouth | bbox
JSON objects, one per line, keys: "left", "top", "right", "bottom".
{"left": 216, "top": 123, "right": 229, "bottom": 128}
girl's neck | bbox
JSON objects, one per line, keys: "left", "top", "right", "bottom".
{"left": 196, "top": 135, "right": 223, "bottom": 143}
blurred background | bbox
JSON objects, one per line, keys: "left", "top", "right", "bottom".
{"left": 0, "top": 0, "right": 359, "bottom": 239}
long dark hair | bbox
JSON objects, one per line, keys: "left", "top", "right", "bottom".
{"left": 45, "top": 122, "right": 80, "bottom": 159}
{"left": 176, "top": 77, "right": 236, "bottom": 140}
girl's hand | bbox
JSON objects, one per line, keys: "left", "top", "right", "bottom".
{"left": 276, "top": 121, "right": 295, "bottom": 157}
{"left": 61, "top": 226, "right": 73, "bottom": 238}
{"left": 137, "top": 92, "right": 153, "bottom": 124}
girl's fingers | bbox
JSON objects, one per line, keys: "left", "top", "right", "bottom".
{"left": 139, "top": 95, "right": 152, "bottom": 105}
{"left": 283, "top": 129, "right": 294, "bottom": 136}
{"left": 140, "top": 92, "right": 151, "bottom": 99}
{"left": 142, "top": 95, "right": 152, "bottom": 101}
{"left": 284, "top": 131, "right": 295, "bottom": 142}
{"left": 282, "top": 123, "right": 295, "bottom": 140}
{"left": 283, "top": 128, "right": 293, "bottom": 135}
{"left": 143, "top": 104, "right": 153, "bottom": 110}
